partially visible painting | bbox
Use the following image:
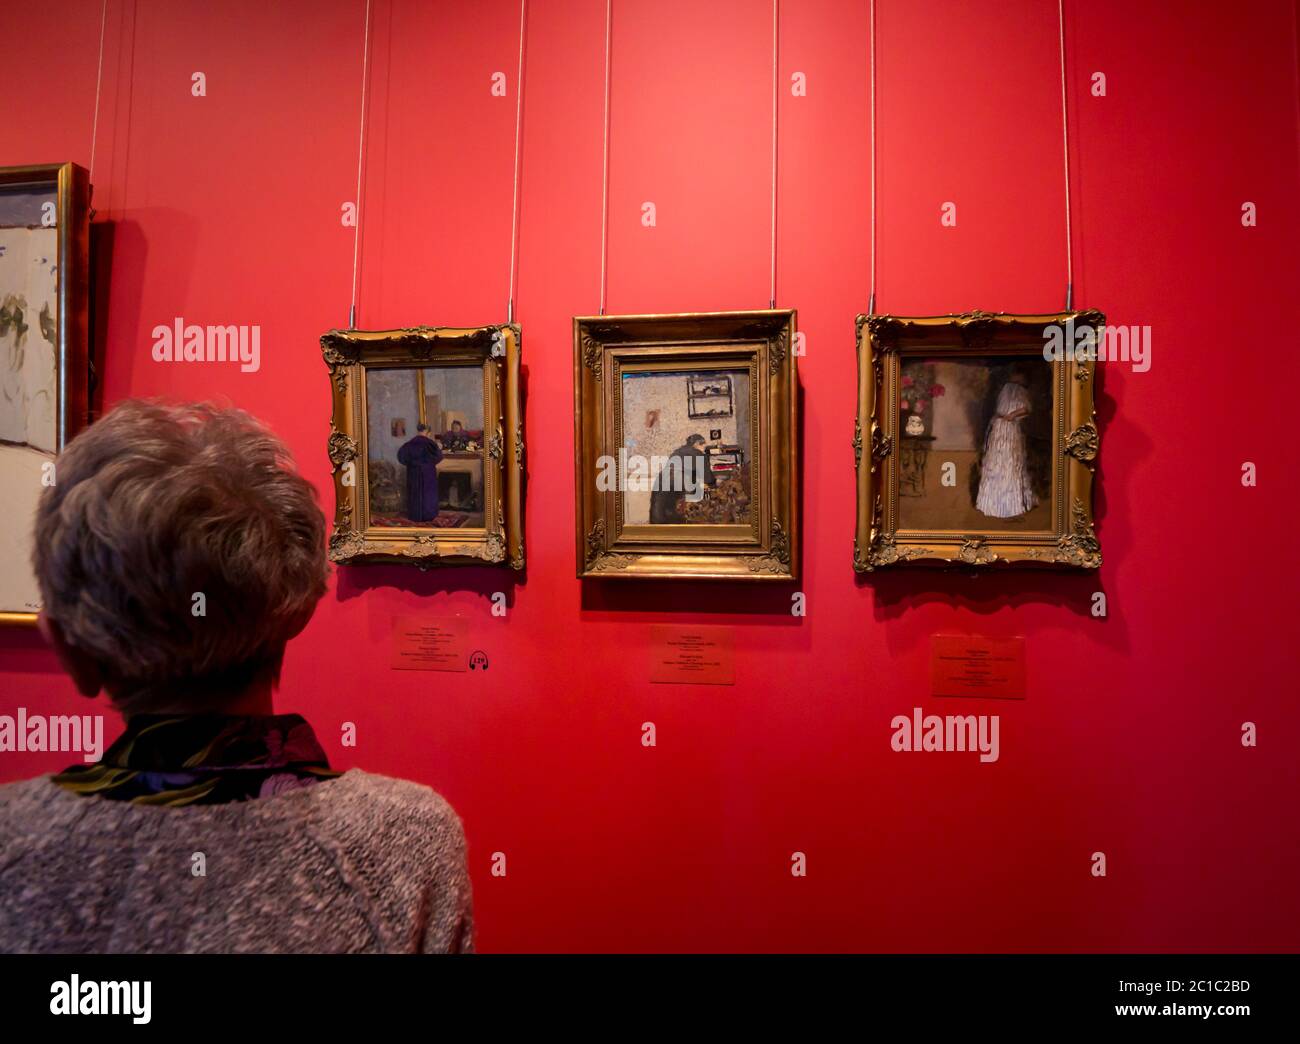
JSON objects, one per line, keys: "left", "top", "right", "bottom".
{"left": 854, "top": 310, "right": 1103, "bottom": 571}
{"left": 320, "top": 324, "right": 524, "bottom": 569}
{"left": 0, "top": 163, "right": 90, "bottom": 623}
{"left": 575, "top": 310, "right": 798, "bottom": 581}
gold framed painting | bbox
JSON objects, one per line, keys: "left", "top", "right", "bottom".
{"left": 574, "top": 310, "right": 798, "bottom": 581}
{"left": 853, "top": 309, "right": 1103, "bottom": 571}
{"left": 0, "top": 162, "right": 91, "bottom": 624}
{"left": 320, "top": 324, "right": 524, "bottom": 569}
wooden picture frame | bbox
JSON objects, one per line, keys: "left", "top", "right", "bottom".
{"left": 853, "top": 309, "right": 1103, "bottom": 571}
{"left": 320, "top": 324, "right": 524, "bottom": 569}
{"left": 574, "top": 310, "right": 798, "bottom": 581}
{"left": 0, "top": 162, "right": 91, "bottom": 625}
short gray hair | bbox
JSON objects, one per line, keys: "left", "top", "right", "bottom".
{"left": 34, "top": 400, "right": 329, "bottom": 715}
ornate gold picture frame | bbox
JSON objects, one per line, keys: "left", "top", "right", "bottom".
{"left": 853, "top": 309, "right": 1102, "bottom": 571}
{"left": 574, "top": 310, "right": 798, "bottom": 581}
{"left": 0, "top": 162, "right": 91, "bottom": 625}
{"left": 320, "top": 324, "right": 524, "bottom": 569}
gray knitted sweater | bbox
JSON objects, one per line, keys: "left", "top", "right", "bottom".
{"left": 0, "top": 769, "right": 473, "bottom": 953}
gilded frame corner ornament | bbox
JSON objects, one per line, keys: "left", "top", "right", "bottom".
{"left": 574, "top": 310, "right": 799, "bottom": 581}
{"left": 320, "top": 323, "right": 524, "bottom": 570}
{"left": 853, "top": 309, "right": 1104, "bottom": 572}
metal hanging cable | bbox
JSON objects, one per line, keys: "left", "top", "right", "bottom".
{"left": 88, "top": 0, "right": 109, "bottom": 193}
{"left": 599, "top": 1, "right": 780, "bottom": 313}
{"left": 869, "top": 2, "right": 1073, "bottom": 314}
{"left": 769, "top": 0, "right": 779, "bottom": 309}
{"left": 598, "top": 0, "right": 613, "bottom": 315}
{"left": 868, "top": 0, "right": 876, "bottom": 315}
{"left": 349, "top": 0, "right": 373, "bottom": 329}
{"left": 507, "top": 0, "right": 528, "bottom": 324}
{"left": 1058, "top": 0, "right": 1074, "bottom": 310}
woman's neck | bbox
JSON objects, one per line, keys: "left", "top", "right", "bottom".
{"left": 218, "top": 682, "right": 276, "bottom": 716}
{"left": 118, "top": 666, "right": 278, "bottom": 717}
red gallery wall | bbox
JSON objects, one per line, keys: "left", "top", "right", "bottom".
{"left": 2, "top": 0, "right": 1298, "bottom": 952}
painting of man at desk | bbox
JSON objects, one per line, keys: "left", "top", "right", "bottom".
{"left": 365, "top": 365, "right": 486, "bottom": 528}
{"left": 620, "top": 367, "right": 751, "bottom": 526}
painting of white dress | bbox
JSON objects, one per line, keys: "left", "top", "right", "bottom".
{"left": 975, "top": 370, "right": 1039, "bottom": 518}
{"left": 895, "top": 356, "right": 1052, "bottom": 532}
{"left": 0, "top": 184, "right": 59, "bottom": 615}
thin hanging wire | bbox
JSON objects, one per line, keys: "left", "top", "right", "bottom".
{"left": 866, "top": 2, "right": 1069, "bottom": 314}
{"left": 600, "top": 1, "right": 776, "bottom": 313}
{"left": 507, "top": 0, "right": 528, "bottom": 324}
{"left": 88, "top": 0, "right": 109, "bottom": 193}
{"left": 349, "top": 0, "right": 374, "bottom": 329}
{"left": 598, "top": 0, "right": 613, "bottom": 315}
{"left": 769, "top": 0, "right": 778, "bottom": 309}
{"left": 868, "top": 0, "right": 876, "bottom": 314}
{"left": 1058, "top": 0, "right": 1074, "bottom": 310}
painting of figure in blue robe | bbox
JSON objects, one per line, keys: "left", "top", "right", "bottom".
{"left": 365, "top": 365, "right": 486, "bottom": 528}
{"left": 396, "top": 424, "right": 443, "bottom": 522}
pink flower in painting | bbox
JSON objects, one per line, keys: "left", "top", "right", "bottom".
{"left": 900, "top": 398, "right": 909, "bottom": 410}
{"left": 930, "top": 384, "right": 946, "bottom": 397}
{"left": 915, "top": 399, "right": 927, "bottom": 413}
{"left": 901, "top": 375, "right": 914, "bottom": 387}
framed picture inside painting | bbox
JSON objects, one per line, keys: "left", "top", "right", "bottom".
{"left": 320, "top": 324, "right": 524, "bottom": 569}
{"left": 853, "top": 309, "right": 1103, "bottom": 571}
{"left": 574, "top": 310, "right": 798, "bottom": 581}
{"left": 0, "top": 162, "right": 91, "bottom": 624}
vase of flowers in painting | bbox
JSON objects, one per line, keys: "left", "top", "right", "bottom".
{"left": 899, "top": 364, "right": 946, "bottom": 438}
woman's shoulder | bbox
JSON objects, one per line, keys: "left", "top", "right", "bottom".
{"left": 2, "top": 770, "right": 464, "bottom": 851}
{"left": 0, "top": 776, "right": 92, "bottom": 828}
{"left": 327, "top": 769, "right": 460, "bottom": 822}
{"left": 0, "top": 776, "right": 65, "bottom": 823}
{"left": 311, "top": 770, "right": 467, "bottom": 858}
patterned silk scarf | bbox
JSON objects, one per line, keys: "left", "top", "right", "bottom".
{"left": 52, "top": 714, "right": 339, "bottom": 806}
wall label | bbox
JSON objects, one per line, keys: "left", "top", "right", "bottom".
{"left": 650, "top": 625, "right": 734, "bottom": 685}
{"left": 930, "top": 635, "right": 1025, "bottom": 699}
{"left": 392, "top": 616, "right": 470, "bottom": 672}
